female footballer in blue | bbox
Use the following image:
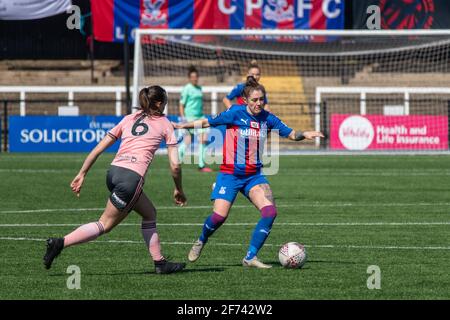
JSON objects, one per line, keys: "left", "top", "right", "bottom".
{"left": 223, "top": 60, "right": 271, "bottom": 113}
{"left": 174, "top": 77, "right": 324, "bottom": 268}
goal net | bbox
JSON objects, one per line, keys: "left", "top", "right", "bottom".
{"left": 133, "top": 29, "right": 450, "bottom": 152}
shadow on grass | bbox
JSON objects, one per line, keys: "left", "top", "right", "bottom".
{"left": 204, "top": 259, "right": 358, "bottom": 269}
{"left": 305, "top": 259, "right": 359, "bottom": 265}
{"left": 201, "top": 261, "right": 283, "bottom": 268}
{"left": 48, "top": 266, "right": 225, "bottom": 277}
{"left": 146, "top": 267, "right": 226, "bottom": 275}
{"left": 46, "top": 259, "right": 356, "bottom": 276}
{"left": 48, "top": 270, "right": 149, "bottom": 277}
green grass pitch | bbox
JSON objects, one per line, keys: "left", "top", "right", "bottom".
{"left": 0, "top": 153, "right": 449, "bottom": 299}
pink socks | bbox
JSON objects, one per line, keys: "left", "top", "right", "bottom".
{"left": 64, "top": 221, "right": 105, "bottom": 247}
{"left": 141, "top": 221, "right": 163, "bottom": 261}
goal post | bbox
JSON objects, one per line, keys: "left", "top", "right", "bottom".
{"left": 133, "top": 29, "right": 450, "bottom": 151}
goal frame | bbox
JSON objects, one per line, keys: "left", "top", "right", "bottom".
{"left": 133, "top": 29, "right": 450, "bottom": 148}
{"left": 132, "top": 29, "right": 450, "bottom": 110}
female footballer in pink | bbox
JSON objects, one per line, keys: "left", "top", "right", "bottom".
{"left": 44, "top": 85, "right": 187, "bottom": 274}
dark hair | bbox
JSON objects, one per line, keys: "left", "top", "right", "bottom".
{"left": 247, "top": 59, "right": 260, "bottom": 72}
{"left": 188, "top": 65, "right": 198, "bottom": 77}
{"left": 243, "top": 75, "right": 266, "bottom": 99}
{"left": 138, "top": 85, "right": 167, "bottom": 117}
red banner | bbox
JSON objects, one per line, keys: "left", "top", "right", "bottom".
{"left": 330, "top": 114, "right": 448, "bottom": 150}
{"left": 91, "top": 0, "right": 345, "bottom": 42}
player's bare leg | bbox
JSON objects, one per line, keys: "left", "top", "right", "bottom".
{"left": 243, "top": 184, "right": 277, "bottom": 269}
{"left": 188, "top": 199, "right": 231, "bottom": 262}
{"left": 44, "top": 200, "right": 126, "bottom": 269}
{"left": 198, "top": 132, "right": 212, "bottom": 172}
{"left": 133, "top": 192, "right": 185, "bottom": 274}
{"left": 178, "top": 131, "right": 191, "bottom": 162}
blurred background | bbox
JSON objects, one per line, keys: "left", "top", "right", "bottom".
{"left": 1, "top": 0, "right": 450, "bottom": 153}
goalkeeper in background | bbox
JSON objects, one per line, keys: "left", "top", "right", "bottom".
{"left": 178, "top": 66, "right": 212, "bottom": 172}
{"left": 223, "top": 60, "right": 272, "bottom": 113}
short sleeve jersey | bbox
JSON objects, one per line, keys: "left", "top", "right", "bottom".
{"left": 108, "top": 112, "right": 177, "bottom": 177}
{"left": 180, "top": 83, "right": 204, "bottom": 118}
{"left": 207, "top": 105, "right": 292, "bottom": 176}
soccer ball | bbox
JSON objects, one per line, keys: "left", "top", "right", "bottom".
{"left": 278, "top": 242, "right": 307, "bottom": 269}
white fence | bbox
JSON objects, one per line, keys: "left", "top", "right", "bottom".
{"left": 0, "top": 86, "right": 233, "bottom": 116}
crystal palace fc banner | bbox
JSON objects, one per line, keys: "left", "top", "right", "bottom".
{"left": 0, "top": 0, "right": 72, "bottom": 20}
{"left": 91, "top": 0, "right": 345, "bottom": 42}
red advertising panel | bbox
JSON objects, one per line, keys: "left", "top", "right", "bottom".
{"left": 330, "top": 114, "right": 448, "bottom": 150}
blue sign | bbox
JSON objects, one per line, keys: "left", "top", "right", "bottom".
{"left": 9, "top": 115, "right": 224, "bottom": 153}
{"left": 9, "top": 116, "right": 123, "bottom": 152}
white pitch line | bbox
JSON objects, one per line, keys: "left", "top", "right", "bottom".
{"left": 0, "top": 208, "right": 105, "bottom": 214}
{"left": 0, "top": 204, "right": 298, "bottom": 214}
{"left": 1, "top": 236, "right": 449, "bottom": 251}
{"left": 0, "top": 168, "right": 205, "bottom": 174}
{"left": 1, "top": 222, "right": 450, "bottom": 227}
{"left": 0, "top": 169, "right": 72, "bottom": 173}
{"left": 3, "top": 168, "right": 450, "bottom": 176}
{"left": 2, "top": 202, "right": 450, "bottom": 214}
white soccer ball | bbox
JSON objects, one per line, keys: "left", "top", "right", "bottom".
{"left": 278, "top": 242, "right": 307, "bottom": 269}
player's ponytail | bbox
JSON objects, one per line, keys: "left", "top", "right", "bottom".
{"left": 248, "top": 59, "right": 260, "bottom": 71}
{"left": 138, "top": 85, "right": 167, "bottom": 117}
{"left": 188, "top": 65, "right": 198, "bottom": 77}
{"left": 243, "top": 75, "right": 266, "bottom": 99}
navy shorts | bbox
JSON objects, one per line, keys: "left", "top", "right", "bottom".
{"left": 211, "top": 172, "right": 269, "bottom": 203}
{"left": 106, "top": 165, "right": 144, "bottom": 212}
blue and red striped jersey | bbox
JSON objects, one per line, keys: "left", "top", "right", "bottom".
{"left": 207, "top": 105, "right": 292, "bottom": 176}
{"left": 226, "top": 83, "right": 269, "bottom": 106}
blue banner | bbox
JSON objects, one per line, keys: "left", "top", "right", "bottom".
{"left": 9, "top": 115, "right": 223, "bottom": 153}
{"left": 9, "top": 116, "right": 123, "bottom": 152}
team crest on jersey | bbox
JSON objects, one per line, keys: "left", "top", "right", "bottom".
{"left": 250, "top": 121, "right": 260, "bottom": 129}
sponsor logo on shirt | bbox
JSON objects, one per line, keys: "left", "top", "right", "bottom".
{"left": 116, "top": 154, "right": 138, "bottom": 163}
{"left": 239, "top": 128, "right": 267, "bottom": 138}
{"left": 250, "top": 121, "right": 260, "bottom": 129}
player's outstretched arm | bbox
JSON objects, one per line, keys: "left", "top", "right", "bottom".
{"left": 70, "top": 135, "right": 116, "bottom": 197}
{"left": 288, "top": 130, "right": 324, "bottom": 141}
{"left": 172, "top": 118, "right": 209, "bottom": 130}
{"left": 167, "top": 145, "right": 187, "bottom": 206}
